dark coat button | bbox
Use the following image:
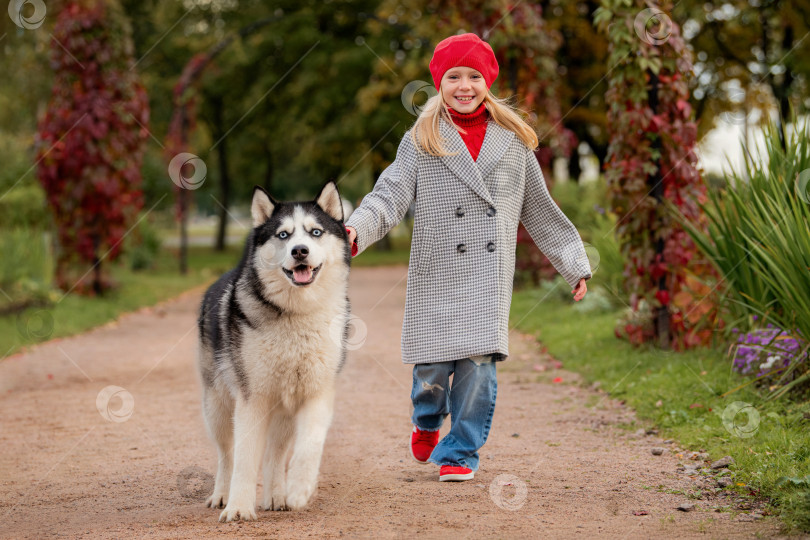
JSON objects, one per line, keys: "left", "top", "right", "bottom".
{"left": 457, "top": 243, "right": 467, "bottom": 253}
{"left": 487, "top": 242, "right": 496, "bottom": 252}
{"left": 486, "top": 206, "right": 496, "bottom": 217}
{"left": 456, "top": 206, "right": 465, "bottom": 217}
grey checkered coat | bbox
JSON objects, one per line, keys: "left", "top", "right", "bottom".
{"left": 346, "top": 116, "right": 592, "bottom": 365}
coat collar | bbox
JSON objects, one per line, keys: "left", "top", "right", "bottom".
{"left": 438, "top": 115, "right": 515, "bottom": 206}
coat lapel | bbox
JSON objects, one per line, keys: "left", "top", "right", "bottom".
{"left": 476, "top": 120, "right": 515, "bottom": 182}
{"left": 438, "top": 117, "right": 492, "bottom": 206}
{"left": 438, "top": 116, "right": 515, "bottom": 207}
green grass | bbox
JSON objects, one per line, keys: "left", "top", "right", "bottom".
{"left": 510, "top": 286, "right": 810, "bottom": 533}
{"left": 1, "top": 237, "right": 411, "bottom": 359}
{"left": 351, "top": 247, "right": 411, "bottom": 267}
{"left": 0, "top": 246, "right": 239, "bottom": 358}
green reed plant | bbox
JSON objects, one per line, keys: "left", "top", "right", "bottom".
{"left": 666, "top": 120, "right": 810, "bottom": 400}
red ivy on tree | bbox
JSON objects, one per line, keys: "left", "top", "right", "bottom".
{"left": 595, "top": 0, "right": 722, "bottom": 349}
{"left": 36, "top": 0, "right": 149, "bottom": 294}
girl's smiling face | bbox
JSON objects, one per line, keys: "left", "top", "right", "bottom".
{"left": 440, "top": 66, "right": 487, "bottom": 113}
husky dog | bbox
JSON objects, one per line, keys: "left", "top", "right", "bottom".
{"left": 197, "top": 181, "right": 351, "bottom": 521}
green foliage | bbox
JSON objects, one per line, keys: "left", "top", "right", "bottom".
{"left": 0, "top": 228, "right": 56, "bottom": 312}
{"left": 0, "top": 133, "right": 50, "bottom": 229}
{"left": 0, "top": 245, "right": 238, "bottom": 356}
{"left": 0, "top": 184, "right": 49, "bottom": 229}
{"left": 669, "top": 1, "right": 810, "bottom": 140}
{"left": 124, "top": 216, "right": 162, "bottom": 271}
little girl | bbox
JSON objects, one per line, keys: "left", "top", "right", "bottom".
{"left": 345, "top": 33, "right": 591, "bottom": 482}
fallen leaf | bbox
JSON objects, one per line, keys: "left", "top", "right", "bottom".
{"left": 552, "top": 377, "right": 563, "bottom": 383}
{"left": 532, "top": 364, "right": 546, "bottom": 372}
{"left": 689, "top": 403, "right": 703, "bottom": 409}
{"left": 655, "top": 399, "right": 663, "bottom": 407}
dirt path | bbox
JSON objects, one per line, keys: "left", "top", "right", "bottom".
{"left": 0, "top": 265, "right": 783, "bottom": 539}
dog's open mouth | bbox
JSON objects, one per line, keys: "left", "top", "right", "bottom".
{"left": 282, "top": 263, "right": 322, "bottom": 286}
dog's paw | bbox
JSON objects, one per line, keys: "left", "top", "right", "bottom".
{"left": 263, "top": 496, "right": 288, "bottom": 511}
{"left": 219, "top": 502, "right": 257, "bottom": 522}
{"left": 285, "top": 484, "right": 315, "bottom": 511}
{"left": 206, "top": 492, "right": 228, "bottom": 509}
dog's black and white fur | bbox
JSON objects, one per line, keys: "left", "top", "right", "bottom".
{"left": 197, "top": 181, "right": 350, "bottom": 521}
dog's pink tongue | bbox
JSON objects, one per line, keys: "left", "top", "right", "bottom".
{"left": 293, "top": 266, "right": 312, "bottom": 283}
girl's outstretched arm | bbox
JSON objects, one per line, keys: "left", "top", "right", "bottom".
{"left": 345, "top": 132, "right": 419, "bottom": 255}
{"left": 520, "top": 147, "right": 592, "bottom": 292}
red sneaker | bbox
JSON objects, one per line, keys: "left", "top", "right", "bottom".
{"left": 410, "top": 425, "right": 439, "bottom": 463}
{"left": 439, "top": 465, "right": 475, "bottom": 482}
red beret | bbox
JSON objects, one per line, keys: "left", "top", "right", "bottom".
{"left": 429, "top": 33, "right": 499, "bottom": 90}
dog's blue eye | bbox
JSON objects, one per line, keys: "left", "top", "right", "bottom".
{"left": 278, "top": 232, "right": 289, "bottom": 239}
{"left": 311, "top": 229, "right": 322, "bottom": 237}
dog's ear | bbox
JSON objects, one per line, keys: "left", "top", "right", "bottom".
{"left": 251, "top": 186, "right": 276, "bottom": 227}
{"left": 315, "top": 181, "right": 343, "bottom": 222}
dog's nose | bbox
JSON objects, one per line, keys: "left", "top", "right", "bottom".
{"left": 291, "top": 245, "right": 309, "bottom": 260}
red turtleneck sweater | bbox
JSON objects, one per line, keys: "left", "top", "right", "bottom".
{"left": 448, "top": 101, "right": 489, "bottom": 161}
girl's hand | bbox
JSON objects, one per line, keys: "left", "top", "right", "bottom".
{"left": 572, "top": 278, "right": 587, "bottom": 302}
{"left": 345, "top": 226, "right": 358, "bottom": 257}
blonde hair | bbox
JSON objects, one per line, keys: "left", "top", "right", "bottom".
{"left": 410, "top": 89, "right": 539, "bottom": 156}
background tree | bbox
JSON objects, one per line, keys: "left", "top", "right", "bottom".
{"left": 35, "top": 0, "right": 149, "bottom": 294}
{"left": 675, "top": 0, "right": 810, "bottom": 144}
{"left": 545, "top": 0, "right": 612, "bottom": 179}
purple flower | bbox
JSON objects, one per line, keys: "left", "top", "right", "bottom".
{"left": 731, "top": 323, "right": 808, "bottom": 381}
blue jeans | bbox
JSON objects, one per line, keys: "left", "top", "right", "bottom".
{"left": 410, "top": 354, "right": 498, "bottom": 471}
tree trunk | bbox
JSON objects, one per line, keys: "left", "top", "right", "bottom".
{"left": 91, "top": 234, "right": 103, "bottom": 296}
{"left": 568, "top": 142, "right": 582, "bottom": 183}
{"left": 212, "top": 96, "right": 230, "bottom": 252}
{"left": 648, "top": 71, "right": 669, "bottom": 349}
{"left": 180, "top": 188, "right": 188, "bottom": 274}
{"left": 263, "top": 141, "right": 274, "bottom": 194}
{"left": 178, "top": 106, "right": 189, "bottom": 275}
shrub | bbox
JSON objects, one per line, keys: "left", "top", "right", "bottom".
{"left": 670, "top": 120, "right": 810, "bottom": 400}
